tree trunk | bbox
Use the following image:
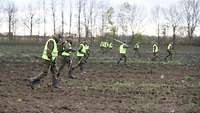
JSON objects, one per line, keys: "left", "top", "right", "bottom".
{"left": 30, "top": 17, "right": 33, "bottom": 37}
{"left": 157, "top": 24, "right": 160, "bottom": 46}
{"left": 78, "top": 0, "right": 81, "bottom": 43}
{"left": 43, "top": 0, "right": 46, "bottom": 38}
{"left": 8, "top": 14, "right": 12, "bottom": 38}
{"left": 69, "top": 0, "right": 72, "bottom": 37}
{"left": 53, "top": 12, "right": 56, "bottom": 35}
{"left": 172, "top": 26, "right": 176, "bottom": 49}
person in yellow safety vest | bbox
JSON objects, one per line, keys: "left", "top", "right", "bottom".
{"left": 100, "top": 41, "right": 106, "bottom": 54}
{"left": 104, "top": 41, "right": 108, "bottom": 48}
{"left": 84, "top": 42, "right": 90, "bottom": 62}
{"left": 117, "top": 42, "right": 128, "bottom": 64}
{"left": 29, "top": 34, "right": 61, "bottom": 89}
{"left": 100, "top": 42, "right": 104, "bottom": 48}
{"left": 133, "top": 42, "right": 141, "bottom": 58}
{"left": 108, "top": 42, "right": 113, "bottom": 49}
{"left": 164, "top": 43, "right": 173, "bottom": 60}
{"left": 151, "top": 43, "right": 159, "bottom": 61}
{"left": 72, "top": 42, "right": 87, "bottom": 75}
{"left": 57, "top": 39, "right": 76, "bottom": 79}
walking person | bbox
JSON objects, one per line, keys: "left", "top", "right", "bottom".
{"left": 117, "top": 42, "right": 128, "bottom": 64}
{"left": 57, "top": 39, "right": 76, "bottom": 79}
{"left": 72, "top": 41, "right": 87, "bottom": 75}
{"left": 164, "top": 43, "right": 173, "bottom": 60}
{"left": 133, "top": 42, "right": 141, "bottom": 58}
{"left": 151, "top": 42, "right": 159, "bottom": 61}
{"left": 29, "top": 34, "right": 62, "bottom": 89}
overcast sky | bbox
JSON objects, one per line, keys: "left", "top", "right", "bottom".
{"left": 1, "top": 0, "right": 196, "bottom": 36}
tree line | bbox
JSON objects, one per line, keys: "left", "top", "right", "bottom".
{"left": 0, "top": 0, "right": 200, "bottom": 45}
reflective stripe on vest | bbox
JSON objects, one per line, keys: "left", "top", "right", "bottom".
{"left": 77, "top": 44, "right": 86, "bottom": 57}
{"left": 109, "top": 43, "right": 113, "bottom": 48}
{"left": 135, "top": 43, "right": 139, "bottom": 49}
{"left": 168, "top": 44, "right": 172, "bottom": 50}
{"left": 62, "top": 43, "right": 72, "bottom": 56}
{"left": 100, "top": 42, "right": 104, "bottom": 47}
{"left": 42, "top": 38, "right": 58, "bottom": 61}
{"left": 120, "top": 44, "right": 127, "bottom": 54}
{"left": 85, "top": 44, "right": 89, "bottom": 50}
{"left": 153, "top": 44, "right": 158, "bottom": 53}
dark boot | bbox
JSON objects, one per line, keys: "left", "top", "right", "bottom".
{"left": 29, "top": 78, "right": 40, "bottom": 89}
{"left": 52, "top": 79, "right": 61, "bottom": 89}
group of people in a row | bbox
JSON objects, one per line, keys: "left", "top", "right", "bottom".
{"left": 29, "top": 34, "right": 173, "bottom": 89}
{"left": 29, "top": 34, "right": 90, "bottom": 89}
{"left": 116, "top": 42, "right": 173, "bottom": 64}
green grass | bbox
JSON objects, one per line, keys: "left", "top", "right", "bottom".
{"left": 88, "top": 57, "right": 185, "bottom": 65}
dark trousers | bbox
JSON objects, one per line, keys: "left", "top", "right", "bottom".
{"left": 151, "top": 52, "right": 159, "bottom": 61}
{"left": 84, "top": 51, "right": 90, "bottom": 62}
{"left": 165, "top": 50, "right": 172, "bottom": 60}
{"left": 73, "top": 56, "right": 84, "bottom": 72}
{"left": 117, "top": 54, "right": 127, "bottom": 64}
{"left": 134, "top": 48, "right": 141, "bottom": 58}
{"left": 57, "top": 56, "right": 72, "bottom": 77}
{"left": 31, "top": 59, "right": 58, "bottom": 84}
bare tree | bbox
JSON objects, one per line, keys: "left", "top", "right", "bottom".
{"left": 77, "top": 0, "right": 83, "bottom": 42}
{"left": 89, "top": 0, "right": 94, "bottom": 40}
{"left": 51, "top": 0, "right": 56, "bottom": 35}
{"left": 106, "top": 7, "right": 117, "bottom": 38}
{"left": 4, "top": 0, "right": 17, "bottom": 37}
{"left": 129, "top": 4, "right": 145, "bottom": 38}
{"left": 83, "top": 0, "right": 89, "bottom": 39}
{"left": 43, "top": 0, "right": 46, "bottom": 37}
{"left": 0, "top": 0, "right": 4, "bottom": 26}
{"left": 23, "top": 3, "right": 36, "bottom": 37}
{"left": 98, "top": 1, "right": 107, "bottom": 38}
{"left": 91, "top": 2, "right": 98, "bottom": 38}
{"left": 61, "top": 0, "right": 64, "bottom": 35}
{"left": 151, "top": 6, "right": 162, "bottom": 46}
{"left": 35, "top": 0, "right": 42, "bottom": 36}
{"left": 69, "top": 0, "right": 73, "bottom": 36}
{"left": 181, "top": 0, "right": 200, "bottom": 42}
{"left": 163, "top": 4, "right": 181, "bottom": 48}
{"left": 118, "top": 2, "right": 130, "bottom": 36}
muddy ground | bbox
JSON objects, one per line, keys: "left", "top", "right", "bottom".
{"left": 0, "top": 59, "right": 200, "bottom": 113}
{"left": 0, "top": 43, "right": 200, "bottom": 113}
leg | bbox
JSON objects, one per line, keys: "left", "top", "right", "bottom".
{"left": 57, "top": 56, "right": 67, "bottom": 77}
{"left": 117, "top": 54, "right": 123, "bottom": 64}
{"left": 30, "top": 60, "right": 50, "bottom": 89}
{"left": 165, "top": 50, "right": 170, "bottom": 60}
{"left": 151, "top": 53, "right": 157, "bottom": 61}
{"left": 136, "top": 50, "right": 141, "bottom": 58}
{"left": 78, "top": 57, "right": 84, "bottom": 73}
{"left": 50, "top": 62, "right": 60, "bottom": 88}
{"left": 122, "top": 54, "right": 127, "bottom": 64}
{"left": 169, "top": 51, "right": 173, "bottom": 60}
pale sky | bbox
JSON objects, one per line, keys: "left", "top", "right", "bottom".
{"left": 1, "top": 0, "right": 198, "bottom": 36}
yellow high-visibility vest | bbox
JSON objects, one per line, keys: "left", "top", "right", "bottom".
{"left": 77, "top": 44, "right": 86, "bottom": 57}
{"left": 119, "top": 44, "right": 127, "bottom": 54}
{"left": 153, "top": 44, "right": 159, "bottom": 53}
{"left": 62, "top": 42, "right": 72, "bottom": 56}
{"left": 85, "top": 44, "right": 89, "bottom": 50}
{"left": 42, "top": 38, "right": 58, "bottom": 61}
{"left": 168, "top": 43, "right": 172, "bottom": 50}
{"left": 135, "top": 43, "right": 139, "bottom": 49}
{"left": 100, "top": 42, "right": 104, "bottom": 47}
{"left": 109, "top": 43, "right": 113, "bottom": 48}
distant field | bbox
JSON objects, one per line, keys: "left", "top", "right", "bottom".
{"left": 0, "top": 42, "right": 200, "bottom": 64}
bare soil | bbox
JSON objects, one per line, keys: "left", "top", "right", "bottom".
{"left": 0, "top": 59, "right": 200, "bottom": 113}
